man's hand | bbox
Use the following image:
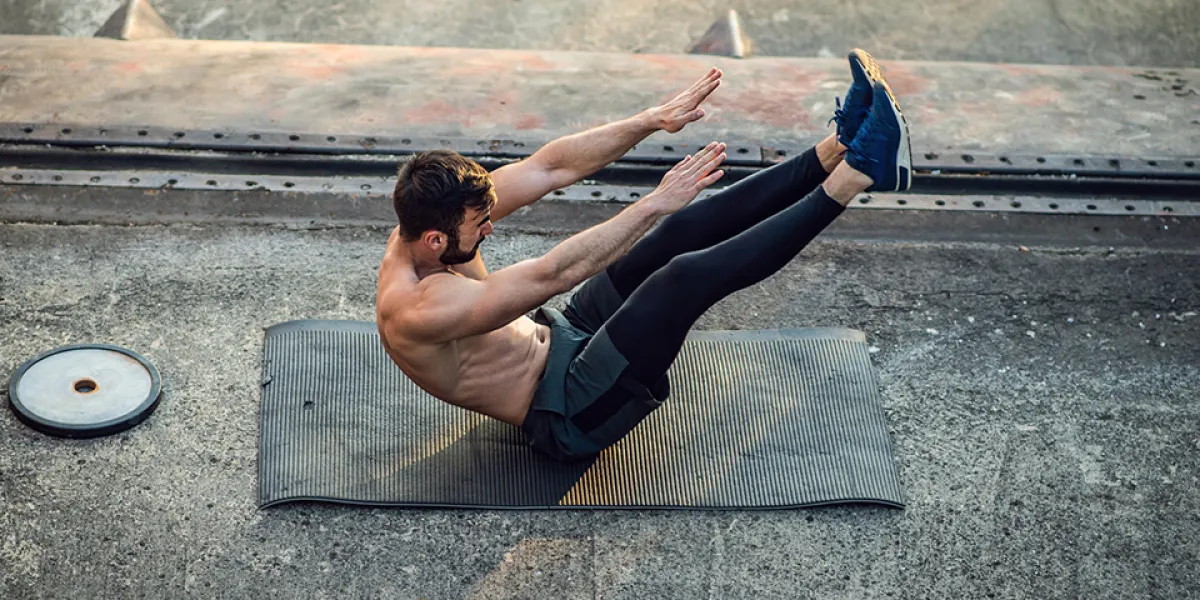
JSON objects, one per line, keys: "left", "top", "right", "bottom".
{"left": 489, "top": 67, "right": 723, "bottom": 219}
{"left": 644, "top": 141, "right": 726, "bottom": 215}
{"left": 648, "top": 68, "right": 723, "bottom": 134}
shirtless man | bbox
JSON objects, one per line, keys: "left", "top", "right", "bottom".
{"left": 377, "top": 50, "right": 911, "bottom": 461}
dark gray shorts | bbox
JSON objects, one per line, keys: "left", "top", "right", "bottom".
{"left": 522, "top": 272, "right": 670, "bottom": 462}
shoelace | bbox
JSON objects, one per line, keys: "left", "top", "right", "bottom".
{"left": 827, "top": 97, "right": 844, "bottom": 128}
{"left": 827, "top": 96, "right": 870, "bottom": 129}
{"left": 849, "top": 113, "right": 892, "bottom": 166}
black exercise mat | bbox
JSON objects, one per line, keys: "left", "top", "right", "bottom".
{"left": 258, "top": 321, "right": 904, "bottom": 509}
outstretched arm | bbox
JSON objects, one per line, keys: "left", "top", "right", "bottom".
{"left": 489, "top": 67, "right": 723, "bottom": 221}
{"left": 392, "top": 142, "right": 728, "bottom": 344}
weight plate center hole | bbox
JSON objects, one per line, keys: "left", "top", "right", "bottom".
{"left": 74, "top": 378, "right": 99, "bottom": 395}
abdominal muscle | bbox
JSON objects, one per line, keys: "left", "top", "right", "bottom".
{"left": 382, "top": 315, "right": 552, "bottom": 427}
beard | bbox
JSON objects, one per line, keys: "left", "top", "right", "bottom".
{"left": 439, "top": 230, "right": 484, "bottom": 265}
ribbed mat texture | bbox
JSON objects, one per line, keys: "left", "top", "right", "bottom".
{"left": 258, "top": 321, "right": 904, "bottom": 509}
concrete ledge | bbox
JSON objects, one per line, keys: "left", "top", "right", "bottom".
{"left": 0, "top": 35, "right": 1197, "bottom": 157}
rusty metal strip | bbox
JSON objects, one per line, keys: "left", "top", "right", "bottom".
{"left": 771, "top": 146, "right": 1200, "bottom": 180}
{"left": 2, "top": 123, "right": 1197, "bottom": 180}
{"left": 2, "top": 167, "right": 1195, "bottom": 218}
{"left": 0, "top": 168, "right": 392, "bottom": 196}
{"left": 851, "top": 192, "right": 1193, "bottom": 217}
{"left": 0, "top": 123, "right": 537, "bottom": 159}
{"left": 0, "top": 123, "right": 769, "bottom": 167}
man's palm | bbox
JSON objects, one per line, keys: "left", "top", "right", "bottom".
{"left": 655, "top": 67, "right": 723, "bottom": 134}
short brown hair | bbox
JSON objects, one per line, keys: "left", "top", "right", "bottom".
{"left": 393, "top": 150, "right": 495, "bottom": 241}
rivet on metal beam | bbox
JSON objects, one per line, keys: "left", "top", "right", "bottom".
{"left": 688, "top": 9, "right": 752, "bottom": 59}
{"left": 94, "top": 0, "right": 176, "bottom": 41}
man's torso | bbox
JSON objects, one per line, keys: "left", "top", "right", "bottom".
{"left": 376, "top": 229, "right": 551, "bottom": 426}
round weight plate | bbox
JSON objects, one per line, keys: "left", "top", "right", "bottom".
{"left": 7, "top": 344, "right": 161, "bottom": 438}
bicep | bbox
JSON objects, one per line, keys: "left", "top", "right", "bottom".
{"left": 400, "top": 259, "right": 562, "bottom": 343}
{"left": 489, "top": 156, "right": 573, "bottom": 221}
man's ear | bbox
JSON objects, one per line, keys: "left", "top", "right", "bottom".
{"left": 421, "top": 230, "right": 444, "bottom": 253}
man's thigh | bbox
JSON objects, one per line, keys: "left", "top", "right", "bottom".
{"left": 561, "top": 327, "right": 667, "bottom": 457}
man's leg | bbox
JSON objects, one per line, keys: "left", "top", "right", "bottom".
{"left": 562, "top": 135, "right": 842, "bottom": 335}
{"left": 563, "top": 49, "right": 887, "bottom": 334}
{"left": 604, "top": 77, "right": 911, "bottom": 389}
{"left": 602, "top": 48, "right": 888, "bottom": 302}
{"left": 557, "top": 162, "right": 873, "bottom": 456}
{"left": 605, "top": 162, "right": 867, "bottom": 386}
{"left": 605, "top": 134, "right": 844, "bottom": 299}
{"left": 553, "top": 67, "right": 909, "bottom": 459}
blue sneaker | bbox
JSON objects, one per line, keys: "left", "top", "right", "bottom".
{"left": 845, "top": 80, "right": 912, "bottom": 192}
{"left": 831, "top": 49, "right": 883, "bottom": 147}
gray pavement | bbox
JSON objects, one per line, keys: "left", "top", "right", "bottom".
{"left": 1, "top": 214, "right": 1197, "bottom": 598}
{"left": 2, "top": 0, "right": 1199, "bottom": 598}
{"left": 2, "top": 0, "right": 1197, "bottom": 67}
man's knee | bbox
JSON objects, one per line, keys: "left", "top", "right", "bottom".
{"left": 660, "top": 250, "right": 729, "bottom": 292}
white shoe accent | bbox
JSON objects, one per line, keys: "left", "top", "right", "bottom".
{"left": 879, "top": 84, "right": 911, "bottom": 191}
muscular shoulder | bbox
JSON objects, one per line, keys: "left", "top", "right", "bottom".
{"left": 378, "top": 270, "right": 469, "bottom": 346}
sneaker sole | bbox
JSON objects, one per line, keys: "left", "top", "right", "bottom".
{"left": 839, "top": 49, "right": 883, "bottom": 146}
{"left": 851, "top": 49, "right": 911, "bottom": 190}
{"left": 849, "top": 49, "right": 884, "bottom": 88}
{"left": 872, "top": 77, "right": 913, "bottom": 192}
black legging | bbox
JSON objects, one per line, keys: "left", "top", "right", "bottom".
{"left": 602, "top": 147, "right": 843, "bottom": 387}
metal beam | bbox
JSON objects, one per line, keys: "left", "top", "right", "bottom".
{"left": 1, "top": 133, "right": 1195, "bottom": 220}
{"left": 1, "top": 126, "right": 1197, "bottom": 185}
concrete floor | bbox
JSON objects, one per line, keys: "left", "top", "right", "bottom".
{"left": 2, "top": 0, "right": 1199, "bottom": 598}
{"left": 0, "top": 211, "right": 1198, "bottom": 598}
{"left": 1, "top": 0, "right": 1197, "bottom": 67}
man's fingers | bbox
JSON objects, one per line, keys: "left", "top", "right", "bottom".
{"left": 681, "top": 68, "right": 722, "bottom": 101}
{"left": 705, "top": 144, "right": 727, "bottom": 164}
{"left": 674, "top": 141, "right": 724, "bottom": 174}
{"left": 697, "top": 170, "right": 725, "bottom": 188}
{"left": 698, "top": 142, "right": 724, "bottom": 162}
{"left": 675, "top": 153, "right": 696, "bottom": 171}
{"left": 682, "top": 81, "right": 720, "bottom": 109}
{"left": 688, "top": 75, "right": 721, "bottom": 102}
{"left": 687, "top": 68, "right": 718, "bottom": 90}
{"left": 702, "top": 153, "right": 727, "bottom": 176}
{"left": 679, "top": 74, "right": 708, "bottom": 100}
{"left": 680, "top": 146, "right": 712, "bottom": 174}
{"left": 685, "top": 142, "right": 725, "bottom": 173}
{"left": 695, "top": 68, "right": 720, "bottom": 89}
{"left": 696, "top": 144, "right": 723, "bottom": 165}
{"left": 700, "top": 68, "right": 720, "bottom": 90}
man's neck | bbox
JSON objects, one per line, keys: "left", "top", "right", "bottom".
{"left": 399, "top": 242, "right": 450, "bottom": 282}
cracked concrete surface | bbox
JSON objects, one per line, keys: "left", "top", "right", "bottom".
{"left": 1, "top": 0, "right": 1198, "bottom": 597}
{"left": 0, "top": 217, "right": 1197, "bottom": 598}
